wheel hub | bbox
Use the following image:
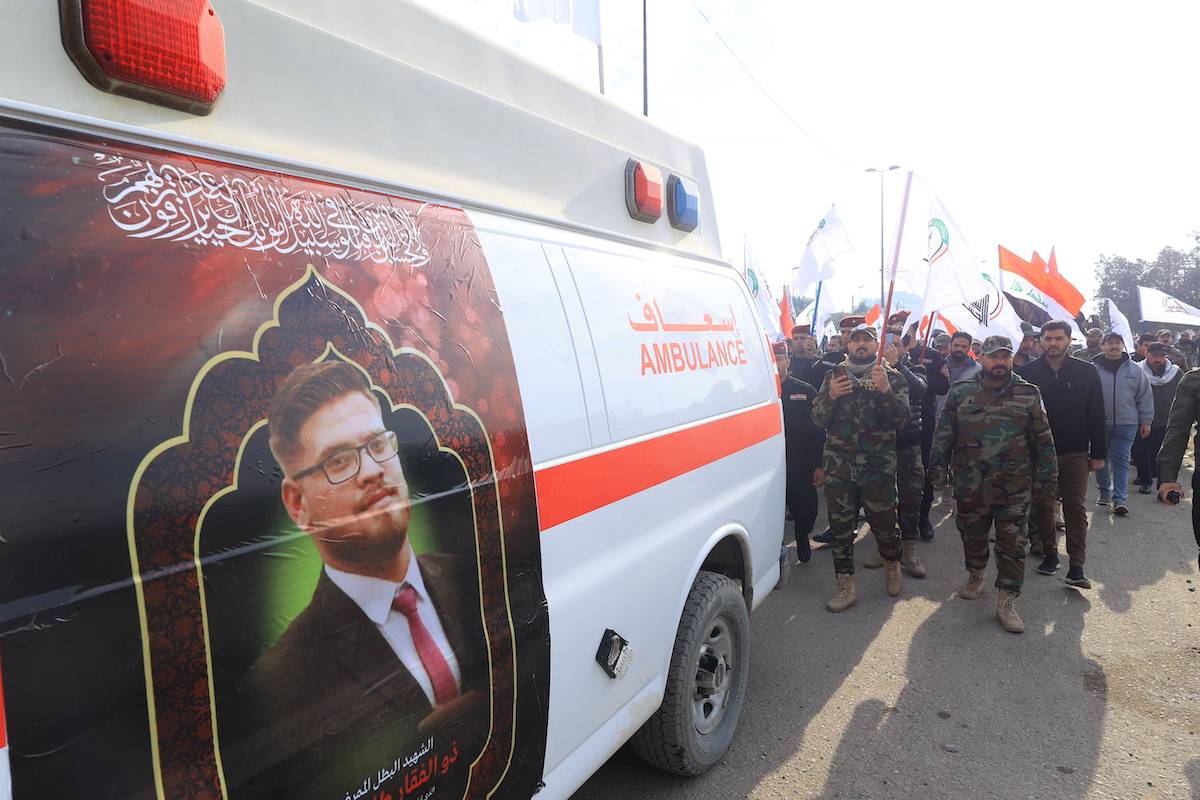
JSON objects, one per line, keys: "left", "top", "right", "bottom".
{"left": 692, "top": 618, "right": 736, "bottom": 735}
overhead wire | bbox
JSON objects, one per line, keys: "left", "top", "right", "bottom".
{"left": 686, "top": 0, "right": 856, "bottom": 171}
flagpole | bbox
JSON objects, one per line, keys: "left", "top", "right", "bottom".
{"left": 811, "top": 281, "right": 823, "bottom": 330}
{"left": 597, "top": 43, "right": 605, "bottom": 94}
{"left": 641, "top": 0, "right": 649, "bottom": 116}
{"left": 877, "top": 171, "right": 915, "bottom": 367}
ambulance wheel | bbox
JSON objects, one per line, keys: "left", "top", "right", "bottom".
{"left": 630, "top": 571, "right": 750, "bottom": 776}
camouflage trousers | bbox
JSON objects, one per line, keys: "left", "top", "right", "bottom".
{"left": 824, "top": 457, "right": 900, "bottom": 575}
{"left": 896, "top": 444, "right": 924, "bottom": 542}
{"left": 955, "top": 499, "right": 1027, "bottom": 593}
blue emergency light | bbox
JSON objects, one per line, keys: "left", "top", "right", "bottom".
{"left": 666, "top": 174, "right": 699, "bottom": 232}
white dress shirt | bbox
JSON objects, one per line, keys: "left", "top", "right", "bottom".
{"left": 325, "top": 556, "right": 463, "bottom": 707}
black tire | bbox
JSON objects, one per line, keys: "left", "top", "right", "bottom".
{"left": 629, "top": 571, "right": 750, "bottom": 776}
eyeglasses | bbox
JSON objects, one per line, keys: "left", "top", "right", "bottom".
{"left": 292, "top": 430, "right": 399, "bottom": 485}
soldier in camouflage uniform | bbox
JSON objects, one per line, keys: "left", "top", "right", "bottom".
{"left": 929, "top": 335, "right": 1058, "bottom": 633}
{"left": 1082, "top": 328, "right": 1104, "bottom": 361}
{"left": 1156, "top": 367, "right": 1200, "bottom": 569}
{"left": 812, "top": 324, "right": 911, "bottom": 612}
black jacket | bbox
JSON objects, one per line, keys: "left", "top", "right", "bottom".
{"left": 781, "top": 376, "right": 825, "bottom": 467}
{"left": 789, "top": 354, "right": 833, "bottom": 390}
{"left": 895, "top": 359, "right": 928, "bottom": 449}
{"left": 1015, "top": 354, "right": 1107, "bottom": 459}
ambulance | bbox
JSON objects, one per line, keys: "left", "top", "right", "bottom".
{"left": 0, "top": 2, "right": 786, "bottom": 798}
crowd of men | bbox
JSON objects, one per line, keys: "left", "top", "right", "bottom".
{"left": 774, "top": 313, "right": 1200, "bottom": 633}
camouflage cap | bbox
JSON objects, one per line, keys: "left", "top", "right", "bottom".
{"left": 980, "top": 335, "right": 1014, "bottom": 355}
{"left": 1156, "top": 328, "right": 1173, "bottom": 338}
{"left": 1019, "top": 321, "right": 1038, "bottom": 338}
{"left": 931, "top": 333, "right": 951, "bottom": 346}
{"left": 847, "top": 323, "right": 878, "bottom": 341}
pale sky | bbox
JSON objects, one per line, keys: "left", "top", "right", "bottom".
{"left": 411, "top": 0, "right": 1200, "bottom": 312}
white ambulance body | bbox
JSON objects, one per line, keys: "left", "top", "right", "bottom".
{"left": 0, "top": 2, "right": 785, "bottom": 798}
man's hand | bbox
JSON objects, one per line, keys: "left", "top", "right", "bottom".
{"left": 1138, "top": 424, "right": 1151, "bottom": 439}
{"left": 882, "top": 342, "right": 901, "bottom": 367}
{"left": 1158, "top": 481, "right": 1183, "bottom": 504}
{"left": 829, "top": 374, "right": 854, "bottom": 399}
{"left": 1089, "top": 458, "right": 1105, "bottom": 472}
{"left": 812, "top": 467, "right": 825, "bottom": 488}
{"left": 871, "top": 364, "right": 891, "bottom": 393}
{"left": 940, "top": 364, "right": 950, "bottom": 379}
{"left": 418, "top": 690, "right": 485, "bottom": 734}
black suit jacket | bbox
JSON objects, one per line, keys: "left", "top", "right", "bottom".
{"left": 227, "top": 552, "right": 488, "bottom": 799}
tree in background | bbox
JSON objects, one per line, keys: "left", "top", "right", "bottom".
{"left": 1095, "top": 232, "right": 1200, "bottom": 323}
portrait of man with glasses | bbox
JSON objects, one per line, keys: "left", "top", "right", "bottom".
{"left": 230, "top": 359, "right": 488, "bottom": 799}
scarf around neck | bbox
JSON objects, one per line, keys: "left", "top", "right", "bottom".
{"left": 843, "top": 355, "right": 876, "bottom": 379}
{"left": 1139, "top": 358, "right": 1180, "bottom": 386}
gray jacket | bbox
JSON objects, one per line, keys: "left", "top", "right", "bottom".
{"left": 1092, "top": 353, "right": 1153, "bottom": 427}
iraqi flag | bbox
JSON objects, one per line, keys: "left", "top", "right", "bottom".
{"left": 998, "top": 246, "right": 1085, "bottom": 337}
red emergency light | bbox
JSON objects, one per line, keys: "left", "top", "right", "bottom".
{"left": 60, "top": 0, "right": 227, "bottom": 116}
{"left": 625, "top": 159, "right": 663, "bottom": 223}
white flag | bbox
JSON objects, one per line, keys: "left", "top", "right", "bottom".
{"left": 1102, "top": 299, "right": 1136, "bottom": 352}
{"left": 513, "top": 0, "right": 601, "bottom": 45}
{"left": 792, "top": 205, "right": 853, "bottom": 290}
{"left": 912, "top": 200, "right": 994, "bottom": 319}
{"left": 932, "top": 270, "right": 1026, "bottom": 345}
{"left": 743, "top": 237, "right": 782, "bottom": 338}
{"left": 1137, "top": 286, "right": 1200, "bottom": 326}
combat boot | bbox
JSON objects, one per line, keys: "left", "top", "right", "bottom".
{"left": 826, "top": 573, "right": 857, "bottom": 613}
{"left": 959, "top": 569, "right": 985, "bottom": 600}
{"left": 901, "top": 542, "right": 927, "bottom": 578}
{"left": 862, "top": 547, "right": 884, "bottom": 569}
{"left": 995, "top": 590, "right": 1024, "bottom": 633}
{"left": 884, "top": 560, "right": 903, "bottom": 596}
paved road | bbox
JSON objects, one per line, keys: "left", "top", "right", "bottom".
{"left": 572, "top": 469, "right": 1200, "bottom": 800}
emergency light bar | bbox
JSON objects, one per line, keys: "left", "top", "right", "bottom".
{"left": 59, "top": 0, "right": 227, "bottom": 115}
{"left": 667, "top": 174, "right": 699, "bottom": 232}
{"left": 625, "top": 159, "right": 663, "bottom": 223}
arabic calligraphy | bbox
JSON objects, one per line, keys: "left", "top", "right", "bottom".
{"left": 92, "top": 152, "right": 431, "bottom": 267}
{"left": 343, "top": 740, "right": 458, "bottom": 800}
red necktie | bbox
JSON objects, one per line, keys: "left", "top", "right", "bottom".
{"left": 392, "top": 585, "right": 459, "bottom": 705}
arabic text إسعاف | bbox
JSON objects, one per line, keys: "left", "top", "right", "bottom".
{"left": 627, "top": 296, "right": 738, "bottom": 335}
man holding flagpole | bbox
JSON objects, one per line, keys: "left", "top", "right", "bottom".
{"left": 811, "top": 325, "right": 911, "bottom": 611}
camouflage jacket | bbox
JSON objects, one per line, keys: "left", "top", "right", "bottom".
{"left": 1166, "top": 345, "right": 1189, "bottom": 369}
{"left": 811, "top": 358, "right": 910, "bottom": 471}
{"left": 929, "top": 372, "right": 1058, "bottom": 505}
{"left": 1156, "top": 368, "right": 1200, "bottom": 484}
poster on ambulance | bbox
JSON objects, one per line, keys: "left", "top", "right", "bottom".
{"left": 0, "top": 118, "right": 549, "bottom": 800}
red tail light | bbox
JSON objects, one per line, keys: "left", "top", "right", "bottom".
{"left": 60, "top": 0, "right": 227, "bottom": 115}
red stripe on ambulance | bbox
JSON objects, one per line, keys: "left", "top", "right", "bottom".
{"left": 534, "top": 403, "right": 782, "bottom": 530}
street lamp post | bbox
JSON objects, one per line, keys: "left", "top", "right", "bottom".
{"left": 865, "top": 165, "right": 901, "bottom": 311}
